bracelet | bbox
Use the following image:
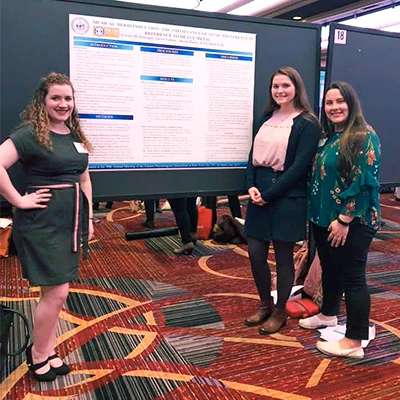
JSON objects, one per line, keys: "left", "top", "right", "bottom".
{"left": 88, "top": 217, "right": 93, "bottom": 220}
{"left": 337, "top": 216, "right": 350, "bottom": 226}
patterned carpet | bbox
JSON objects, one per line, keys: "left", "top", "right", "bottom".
{"left": 1, "top": 195, "right": 400, "bottom": 400}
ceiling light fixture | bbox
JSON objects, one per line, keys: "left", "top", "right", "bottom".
{"left": 116, "top": 0, "right": 201, "bottom": 10}
{"left": 293, "top": 16, "right": 302, "bottom": 20}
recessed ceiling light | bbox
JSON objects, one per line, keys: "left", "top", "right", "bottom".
{"left": 293, "top": 16, "right": 302, "bottom": 20}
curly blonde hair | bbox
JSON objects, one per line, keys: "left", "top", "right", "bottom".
{"left": 20, "top": 72, "right": 91, "bottom": 151}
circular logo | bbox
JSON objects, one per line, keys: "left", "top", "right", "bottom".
{"left": 71, "top": 17, "right": 90, "bottom": 35}
{"left": 94, "top": 26, "right": 104, "bottom": 36}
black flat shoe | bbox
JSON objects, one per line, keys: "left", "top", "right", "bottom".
{"left": 48, "top": 353, "right": 71, "bottom": 375}
{"left": 26, "top": 344, "right": 56, "bottom": 381}
{"left": 141, "top": 220, "right": 155, "bottom": 229}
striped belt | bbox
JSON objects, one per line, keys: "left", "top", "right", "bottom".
{"left": 29, "top": 183, "right": 89, "bottom": 259}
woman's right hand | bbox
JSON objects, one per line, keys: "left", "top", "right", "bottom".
{"left": 327, "top": 219, "right": 349, "bottom": 247}
{"left": 248, "top": 186, "right": 260, "bottom": 202}
{"left": 16, "top": 189, "right": 52, "bottom": 209}
{"left": 248, "top": 186, "right": 266, "bottom": 205}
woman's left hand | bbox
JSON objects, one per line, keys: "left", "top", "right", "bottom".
{"left": 327, "top": 220, "right": 349, "bottom": 247}
{"left": 88, "top": 219, "right": 94, "bottom": 240}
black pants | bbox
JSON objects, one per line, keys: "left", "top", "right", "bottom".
{"left": 144, "top": 199, "right": 160, "bottom": 223}
{"left": 312, "top": 222, "right": 376, "bottom": 340}
{"left": 168, "top": 197, "right": 198, "bottom": 244}
{"left": 203, "top": 195, "right": 242, "bottom": 226}
{"left": 247, "top": 236, "right": 295, "bottom": 309}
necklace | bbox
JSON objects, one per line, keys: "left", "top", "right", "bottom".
{"left": 279, "top": 115, "right": 290, "bottom": 122}
{"left": 263, "top": 110, "right": 298, "bottom": 129}
{"left": 276, "top": 112, "right": 294, "bottom": 122}
{"left": 267, "top": 112, "right": 294, "bottom": 125}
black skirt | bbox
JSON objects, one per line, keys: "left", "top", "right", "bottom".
{"left": 244, "top": 167, "right": 308, "bottom": 242}
{"left": 244, "top": 196, "right": 307, "bottom": 242}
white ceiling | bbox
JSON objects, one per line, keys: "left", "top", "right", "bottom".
{"left": 319, "top": 6, "right": 400, "bottom": 52}
{"left": 115, "top": 0, "right": 400, "bottom": 32}
{"left": 339, "top": 6, "right": 400, "bottom": 32}
{"left": 115, "top": 0, "right": 329, "bottom": 16}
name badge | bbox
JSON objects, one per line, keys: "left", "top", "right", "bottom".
{"left": 73, "top": 142, "right": 89, "bottom": 154}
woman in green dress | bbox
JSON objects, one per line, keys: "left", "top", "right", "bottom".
{"left": 0, "top": 72, "right": 94, "bottom": 380}
{"left": 299, "top": 81, "right": 381, "bottom": 359}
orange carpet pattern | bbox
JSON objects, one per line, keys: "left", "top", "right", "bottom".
{"left": 1, "top": 195, "right": 400, "bottom": 400}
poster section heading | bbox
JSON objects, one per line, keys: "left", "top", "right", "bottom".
{"left": 69, "top": 14, "right": 256, "bottom": 170}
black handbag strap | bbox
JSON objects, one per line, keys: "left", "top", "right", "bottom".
{"left": 1, "top": 306, "right": 30, "bottom": 356}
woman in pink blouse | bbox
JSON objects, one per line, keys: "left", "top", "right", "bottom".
{"left": 244, "top": 66, "right": 321, "bottom": 334}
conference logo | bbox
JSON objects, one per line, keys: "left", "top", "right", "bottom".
{"left": 94, "top": 26, "right": 105, "bottom": 36}
{"left": 71, "top": 17, "right": 90, "bottom": 34}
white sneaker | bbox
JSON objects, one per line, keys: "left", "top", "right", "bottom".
{"left": 299, "top": 314, "right": 338, "bottom": 329}
{"left": 316, "top": 340, "right": 364, "bottom": 359}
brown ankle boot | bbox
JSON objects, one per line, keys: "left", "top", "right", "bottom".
{"left": 258, "top": 308, "right": 287, "bottom": 334}
{"left": 244, "top": 299, "right": 273, "bottom": 326}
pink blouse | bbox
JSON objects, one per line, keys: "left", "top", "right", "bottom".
{"left": 252, "top": 119, "right": 294, "bottom": 171}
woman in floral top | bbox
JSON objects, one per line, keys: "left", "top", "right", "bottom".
{"left": 299, "top": 81, "right": 381, "bottom": 359}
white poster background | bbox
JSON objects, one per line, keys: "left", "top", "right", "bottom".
{"left": 69, "top": 14, "right": 256, "bottom": 170}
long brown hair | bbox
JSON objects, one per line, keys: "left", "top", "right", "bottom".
{"left": 20, "top": 72, "right": 90, "bottom": 151}
{"left": 321, "top": 81, "right": 367, "bottom": 178}
{"left": 264, "top": 66, "right": 317, "bottom": 121}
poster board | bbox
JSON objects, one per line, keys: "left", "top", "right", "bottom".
{"left": 1, "top": 0, "right": 321, "bottom": 200}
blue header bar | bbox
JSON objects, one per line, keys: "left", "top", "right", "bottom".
{"left": 79, "top": 114, "right": 134, "bottom": 120}
{"left": 140, "top": 76, "right": 193, "bottom": 83}
{"left": 141, "top": 47, "right": 194, "bottom": 56}
{"left": 74, "top": 41, "right": 133, "bottom": 50}
{"left": 206, "top": 53, "right": 252, "bottom": 61}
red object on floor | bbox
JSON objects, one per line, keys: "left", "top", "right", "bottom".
{"left": 286, "top": 298, "right": 320, "bottom": 318}
{"left": 197, "top": 205, "right": 213, "bottom": 240}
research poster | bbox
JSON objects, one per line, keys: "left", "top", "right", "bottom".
{"left": 69, "top": 14, "right": 256, "bottom": 170}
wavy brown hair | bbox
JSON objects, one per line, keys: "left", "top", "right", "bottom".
{"left": 321, "top": 81, "right": 367, "bottom": 178}
{"left": 20, "top": 72, "right": 91, "bottom": 151}
{"left": 264, "top": 66, "right": 318, "bottom": 123}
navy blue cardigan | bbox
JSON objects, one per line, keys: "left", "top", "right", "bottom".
{"left": 245, "top": 112, "right": 321, "bottom": 203}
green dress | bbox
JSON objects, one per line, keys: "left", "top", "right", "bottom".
{"left": 309, "top": 128, "right": 381, "bottom": 230}
{"left": 10, "top": 124, "right": 88, "bottom": 286}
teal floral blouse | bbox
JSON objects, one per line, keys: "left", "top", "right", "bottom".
{"left": 309, "top": 128, "right": 381, "bottom": 229}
